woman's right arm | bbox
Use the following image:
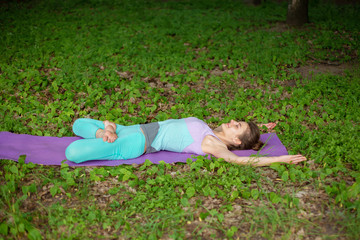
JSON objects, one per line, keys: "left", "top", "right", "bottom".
{"left": 202, "top": 136, "right": 306, "bottom": 167}
{"left": 215, "top": 151, "right": 306, "bottom": 167}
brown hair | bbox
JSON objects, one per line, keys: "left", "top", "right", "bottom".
{"left": 228, "top": 121, "right": 264, "bottom": 151}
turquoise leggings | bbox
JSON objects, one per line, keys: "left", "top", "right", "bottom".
{"left": 65, "top": 118, "right": 145, "bottom": 163}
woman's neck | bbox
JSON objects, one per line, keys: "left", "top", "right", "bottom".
{"left": 212, "top": 127, "right": 231, "bottom": 147}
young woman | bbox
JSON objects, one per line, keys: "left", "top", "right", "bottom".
{"left": 65, "top": 117, "right": 306, "bottom": 166}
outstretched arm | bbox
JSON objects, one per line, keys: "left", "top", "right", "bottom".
{"left": 202, "top": 136, "right": 306, "bottom": 167}
{"left": 213, "top": 149, "right": 306, "bottom": 167}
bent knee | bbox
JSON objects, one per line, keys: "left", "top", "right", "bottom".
{"left": 65, "top": 144, "right": 83, "bottom": 163}
{"left": 72, "top": 119, "right": 85, "bottom": 134}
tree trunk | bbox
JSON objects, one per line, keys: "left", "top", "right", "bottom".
{"left": 286, "top": 0, "right": 309, "bottom": 27}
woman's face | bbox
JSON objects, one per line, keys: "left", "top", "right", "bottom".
{"left": 220, "top": 120, "right": 250, "bottom": 145}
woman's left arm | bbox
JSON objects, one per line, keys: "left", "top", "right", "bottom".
{"left": 258, "top": 122, "right": 277, "bottom": 132}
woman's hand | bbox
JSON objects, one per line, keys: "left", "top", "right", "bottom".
{"left": 258, "top": 122, "right": 277, "bottom": 132}
{"left": 277, "top": 155, "right": 307, "bottom": 165}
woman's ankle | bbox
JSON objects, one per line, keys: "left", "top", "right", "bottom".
{"left": 104, "top": 120, "right": 116, "bottom": 133}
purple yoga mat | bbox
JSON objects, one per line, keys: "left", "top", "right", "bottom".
{"left": 0, "top": 132, "right": 287, "bottom": 166}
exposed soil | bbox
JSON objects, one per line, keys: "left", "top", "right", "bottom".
{"left": 296, "top": 61, "right": 358, "bottom": 80}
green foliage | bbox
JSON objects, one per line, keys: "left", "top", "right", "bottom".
{"left": 0, "top": 0, "right": 359, "bottom": 239}
{"left": 0, "top": 159, "right": 43, "bottom": 239}
{"left": 325, "top": 173, "right": 360, "bottom": 214}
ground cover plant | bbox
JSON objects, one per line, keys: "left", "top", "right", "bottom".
{"left": 0, "top": 0, "right": 359, "bottom": 239}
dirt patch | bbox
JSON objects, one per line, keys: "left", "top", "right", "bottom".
{"left": 267, "top": 22, "right": 291, "bottom": 33}
{"left": 296, "top": 61, "right": 358, "bottom": 80}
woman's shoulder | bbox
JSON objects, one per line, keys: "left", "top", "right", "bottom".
{"left": 183, "top": 117, "right": 202, "bottom": 122}
{"left": 201, "top": 135, "right": 228, "bottom": 155}
{"left": 202, "top": 135, "right": 226, "bottom": 148}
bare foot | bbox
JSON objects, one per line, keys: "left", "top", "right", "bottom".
{"left": 104, "top": 120, "right": 116, "bottom": 131}
{"left": 102, "top": 130, "right": 118, "bottom": 143}
{"left": 95, "top": 121, "right": 118, "bottom": 143}
{"left": 103, "top": 120, "right": 117, "bottom": 143}
{"left": 95, "top": 129, "right": 105, "bottom": 139}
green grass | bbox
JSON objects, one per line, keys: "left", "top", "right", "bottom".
{"left": 0, "top": 0, "right": 359, "bottom": 239}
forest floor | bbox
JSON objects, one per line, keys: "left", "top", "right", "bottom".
{"left": 1, "top": 0, "right": 359, "bottom": 239}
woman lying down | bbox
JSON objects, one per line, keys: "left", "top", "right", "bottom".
{"left": 65, "top": 117, "right": 306, "bottom": 166}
